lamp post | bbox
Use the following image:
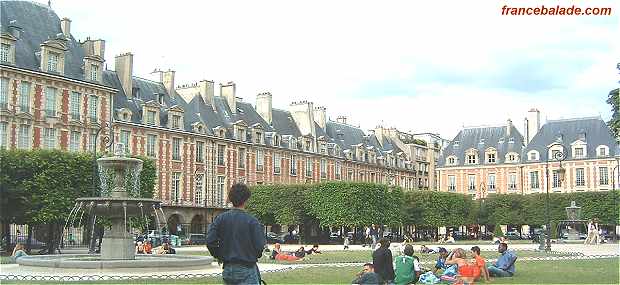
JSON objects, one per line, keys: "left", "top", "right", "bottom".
{"left": 544, "top": 141, "right": 567, "bottom": 252}
{"left": 612, "top": 157, "right": 619, "bottom": 242}
{"left": 478, "top": 182, "right": 487, "bottom": 239}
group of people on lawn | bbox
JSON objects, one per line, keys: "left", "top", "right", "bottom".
{"left": 353, "top": 239, "right": 517, "bottom": 285}
{"left": 267, "top": 243, "right": 322, "bottom": 261}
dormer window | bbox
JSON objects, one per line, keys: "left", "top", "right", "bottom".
{"left": 254, "top": 131, "right": 263, "bottom": 144}
{"left": 90, "top": 64, "right": 99, "bottom": 81}
{"left": 447, "top": 156, "right": 456, "bottom": 165}
{"left": 290, "top": 137, "right": 297, "bottom": 150}
{"left": 146, "top": 110, "right": 156, "bottom": 125}
{"left": 465, "top": 149, "right": 478, "bottom": 164}
{"left": 453, "top": 141, "right": 460, "bottom": 149}
{"left": 485, "top": 148, "right": 497, "bottom": 164}
{"left": 172, "top": 115, "right": 181, "bottom": 129}
{"left": 236, "top": 127, "right": 246, "bottom": 141}
{"left": 47, "top": 51, "right": 59, "bottom": 72}
{"left": 574, "top": 147, "right": 584, "bottom": 158}
{"left": 508, "top": 137, "right": 514, "bottom": 143}
{"left": 158, "top": 94, "right": 165, "bottom": 105}
{"left": 219, "top": 129, "right": 225, "bottom": 137}
{"left": 528, "top": 150, "right": 540, "bottom": 161}
{"left": 273, "top": 135, "right": 280, "bottom": 147}
{"left": 597, "top": 145, "right": 609, "bottom": 157}
{"left": 505, "top": 152, "right": 519, "bottom": 163}
{"left": 0, "top": 43, "right": 9, "bottom": 63}
{"left": 117, "top": 108, "right": 132, "bottom": 122}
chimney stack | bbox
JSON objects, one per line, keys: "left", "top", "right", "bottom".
{"left": 81, "top": 39, "right": 106, "bottom": 59}
{"left": 115, "top": 53, "right": 133, "bottom": 98}
{"left": 162, "top": 70, "right": 175, "bottom": 97}
{"left": 313, "top": 106, "right": 327, "bottom": 130}
{"left": 289, "top": 101, "right": 316, "bottom": 137}
{"left": 256, "top": 92, "right": 273, "bottom": 124}
{"left": 506, "top": 119, "right": 513, "bottom": 137}
{"left": 220, "top": 82, "right": 236, "bottom": 113}
{"left": 525, "top": 108, "right": 541, "bottom": 143}
{"left": 60, "top": 17, "right": 71, "bottom": 38}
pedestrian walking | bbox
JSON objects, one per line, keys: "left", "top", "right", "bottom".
{"left": 206, "top": 183, "right": 266, "bottom": 285}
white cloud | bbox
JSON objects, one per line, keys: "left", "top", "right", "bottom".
{"left": 40, "top": 0, "right": 619, "bottom": 139}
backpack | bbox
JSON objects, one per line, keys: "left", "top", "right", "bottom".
{"left": 394, "top": 255, "right": 416, "bottom": 284}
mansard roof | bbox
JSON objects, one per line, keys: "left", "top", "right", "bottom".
{"left": 1, "top": 0, "right": 88, "bottom": 81}
{"left": 523, "top": 117, "right": 617, "bottom": 162}
{"left": 439, "top": 125, "right": 525, "bottom": 166}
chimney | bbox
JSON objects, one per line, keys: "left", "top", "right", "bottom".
{"left": 525, "top": 108, "right": 540, "bottom": 143}
{"left": 289, "top": 101, "right": 316, "bottom": 137}
{"left": 506, "top": 119, "right": 513, "bottom": 137}
{"left": 60, "top": 18, "right": 71, "bottom": 38}
{"left": 313, "top": 106, "right": 326, "bottom": 130}
{"left": 337, "top": 116, "right": 348, "bottom": 124}
{"left": 162, "top": 70, "right": 175, "bottom": 97}
{"left": 201, "top": 80, "right": 215, "bottom": 107}
{"left": 115, "top": 53, "right": 133, "bottom": 98}
{"left": 256, "top": 92, "right": 273, "bottom": 124}
{"left": 220, "top": 82, "right": 236, "bottom": 113}
{"left": 82, "top": 38, "right": 106, "bottom": 58}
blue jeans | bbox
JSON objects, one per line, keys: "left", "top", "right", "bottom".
{"left": 487, "top": 265, "right": 513, "bottom": 277}
{"left": 223, "top": 263, "right": 261, "bottom": 285}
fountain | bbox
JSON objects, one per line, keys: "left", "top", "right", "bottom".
{"left": 16, "top": 143, "right": 213, "bottom": 269}
{"left": 558, "top": 201, "right": 587, "bottom": 241}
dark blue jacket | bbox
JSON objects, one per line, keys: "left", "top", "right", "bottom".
{"left": 206, "top": 208, "right": 266, "bottom": 265}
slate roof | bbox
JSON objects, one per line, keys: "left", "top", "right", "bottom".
{"left": 1, "top": 0, "right": 88, "bottom": 81}
{"left": 522, "top": 117, "right": 617, "bottom": 162}
{"left": 439, "top": 125, "right": 525, "bottom": 167}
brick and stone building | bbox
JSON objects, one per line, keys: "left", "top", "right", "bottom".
{"left": 1, "top": 1, "right": 420, "bottom": 235}
{"left": 437, "top": 109, "right": 620, "bottom": 197}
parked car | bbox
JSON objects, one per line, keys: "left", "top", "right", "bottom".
{"left": 505, "top": 231, "right": 522, "bottom": 240}
{"left": 452, "top": 232, "right": 469, "bottom": 241}
{"left": 266, "top": 232, "right": 285, "bottom": 244}
{"left": 183, "top": 234, "right": 207, "bottom": 245}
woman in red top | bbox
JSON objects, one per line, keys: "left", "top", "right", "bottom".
{"left": 446, "top": 248, "right": 480, "bottom": 285}
{"left": 471, "top": 246, "right": 491, "bottom": 282}
{"left": 273, "top": 243, "right": 302, "bottom": 261}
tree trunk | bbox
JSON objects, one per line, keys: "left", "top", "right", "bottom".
{"left": 26, "top": 225, "right": 32, "bottom": 254}
{"left": 47, "top": 223, "right": 54, "bottom": 254}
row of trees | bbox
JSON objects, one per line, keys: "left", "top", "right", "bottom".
{"left": 0, "top": 149, "right": 156, "bottom": 249}
{"left": 247, "top": 182, "right": 620, "bottom": 232}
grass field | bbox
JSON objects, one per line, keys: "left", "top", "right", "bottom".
{"left": 3, "top": 257, "right": 615, "bottom": 284}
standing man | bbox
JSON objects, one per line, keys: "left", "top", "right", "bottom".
{"left": 207, "top": 183, "right": 266, "bottom": 285}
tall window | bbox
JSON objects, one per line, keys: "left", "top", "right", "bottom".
{"left": 290, "top": 155, "right": 297, "bottom": 175}
{"left": 0, "top": 77, "right": 9, "bottom": 110}
{"left": 195, "top": 141, "right": 204, "bottom": 163}
{"left": 576, "top": 168, "right": 585, "bottom": 186}
{"left": 44, "top": 87, "right": 57, "bottom": 117}
{"left": 0, "top": 122, "right": 7, "bottom": 149}
{"left": 146, "top": 110, "right": 156, "bottom": 125}
{"left": 90, "top": 64, "right": 99, "bottom": 81}
{"left": 335, "top": 161, "right": 341, "bottom": 180}
{"left": 172, "top": 137, "right": 181, "bottom": 160}
{"left": 172, "top": 115, "right": 181, "bottom": 129}
{"left": 254, "top": 132, "right": 262, "bottom": 144}
{"left": 216, "top": 176, "right": 225, "bottom": 206}
{"left": 0, "top": 43, "right": 9, "bottom": 62}
{"left": 487, "top": 153, "right": 496, "bottom": 163}
{"left": 217, "top": 145, "right": 225, "bottom": 166}
{"left": 171, "top": 172, "right": 181, "bottom": 203}
{"left": 43, "top": 128, "right": 56, "bottom": 149}
{"left": 19, "top": 81, "right": 30, "bottom": 112}
{"left": 89, "top": 95, "right": 98, "bottom": 121}
{"left": 146, "top": 135, "right": 156, "bottom": 157}
{"left": 448, "top": 175, "right": 456, "bottom": 191}
{"left": 69, "top": 131, "right": 80, "bottom": 152}
{"left": 552, "top": 170, "right": 561, "bottom": 188}
{"left": 195, "top": 174, "right": 204, "bottom": 205}
{"left": 488, "top": 174, "right": 496, "bottom": 191}
{"left": 320, "top": 159, "right": 327, "bottom": 179}
{"left": 599, "top": 167, "right": 609, "bottom": 185}
{"left": 305, "top": 158, "right": 313, "bottom": 177}
{"left": 468, "top": 175, "right": 476, "bottom": 192}
{"left": 18, "top": 125, "right": 30, "bottom": 149}
{"left": 530, "top": 171, "right": 539, "bottom": 189}
{"left": 508, "top": 173, "right": 517, "bottom": 191}
{"left": 273, "top": 152, "right": 281, "bottom": 174}
{"left": 238, "top": 148, "right": 246, "bottom": 169}
{"left": 47, "top": 51, "right": 59, "bottom": 72}
{"left": 256, "top": 149, "right": 264, "bottom": 171}
{"left": 70, "top": 91, "right": 81, "bottom": 120}
{"left": 237, "top": 128, "right": 245, "bottom": 141}
{"left": 120, "top": 130, "right": 130, "bottom": 154}
{"left": 88, "top": 133, "right": 97, "bottom": 152}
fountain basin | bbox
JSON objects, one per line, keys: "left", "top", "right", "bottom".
{"left": 16, "top": 254, "right": 214, "bottom": 269}
{"left": 76, "top": 197, "right": 161, "bottom": 217}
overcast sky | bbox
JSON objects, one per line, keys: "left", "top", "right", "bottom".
{"left": 38, "top": 0, "right": 619, "bottom": 139}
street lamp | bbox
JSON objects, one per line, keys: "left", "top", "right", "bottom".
{"left": 544, "top": 141, "right": 567, "bottom": 252}
{"left": 478, "top": 182, "right": 487, "bottom": 239}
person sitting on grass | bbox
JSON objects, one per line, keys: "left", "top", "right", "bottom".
{"left": 445, "top": 234, "right": 455, "bottom": 244}
{"left": 294, "top": 246, "right": 307, "bottom": 258}
{"left": 471, "top": 246, "right": 491, "bottom": 282}
{"left": 394, "top": 244, "right": 421, "bottom": 285}
{"left": 11, "top": 243, "right": 28, "bottom": 261}
{"left": 136, "top": 241, "right": 145, "bottom": 254}
{"left": 445, "top": 248, "right": 479, "bottom": 285}
{"left": 487, "top": 242, "right": 517, "bottom": 277}
{"left": 144, "top": 240, "right": 152, "bottom": 254}
{"left": 352, "top": 263, "right": 381, "bottom": 285}
{"left": 273, "top": 243, "right": 302, "bottom": 261}
{"left": 305, "top": 244, "right": 322, "bottom": 255}
{"left": 431, "top": 247, "right": 449, "bottom": 274}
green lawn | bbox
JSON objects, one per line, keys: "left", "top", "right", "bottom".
{"left": 6, "top": 258, "right": 615, "bottom": 284}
